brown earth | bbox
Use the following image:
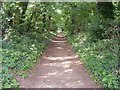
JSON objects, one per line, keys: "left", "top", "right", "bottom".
{"left": 16, "top": 33, "right": 101, "bottom": 88}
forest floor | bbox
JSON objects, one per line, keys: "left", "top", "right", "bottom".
{"left": 16, "top": 33, "right": 101, "bottom": 88}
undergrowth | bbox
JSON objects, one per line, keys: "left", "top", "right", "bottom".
{"left": 2, "top": 28, "right": 53, "bottom": 88}
{"left": 68, "top": 32, "right": 119, "bottom": 89}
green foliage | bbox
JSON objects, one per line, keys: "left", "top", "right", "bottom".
{"left": 66, "top": 2, "right": 120, "bottom": 89}
{"left": 97, "top": 2, "right": 114, "bottom": 19}
{"left": 2, "top": 66, "right": 19, "bottom": 88}
{"left": 88, "top": 15, "right": 105, "bottom": 42}
{"left": 63, "top": 2, "right": 94, "bottom": 35}
{"left": 2, "top": 2, "right": 57, "bottom": 88}
{"left": 2, "top": 2, "right": 120, "bottom": 89}
{"left": 88, "top": 15, "right": 119, "bottom": 42}
{"left": 2, "top": 28, "right": 52, "bottom": 88}
{"left": 1, "top": 2, "right": 28, "bottom": 29}
{"left": 23, "top": 2, "right": 58, "bottom": 33}
{"left": 68, "top": 32, "right": 119, "bottom": 89}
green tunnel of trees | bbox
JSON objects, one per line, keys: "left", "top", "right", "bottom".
{"left": 1, "top": 1, "right": 120, "bottom": 89}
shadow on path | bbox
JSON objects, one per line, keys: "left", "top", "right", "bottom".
{"left": 16, "top": 33, "right": 101, "bottom": 88}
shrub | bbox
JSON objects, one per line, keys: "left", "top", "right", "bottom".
{"left": 2, "top": 28, "right": 52, "bottom": 88}
{"left": 68, "top": 32, "right": 119, "bottom": 89}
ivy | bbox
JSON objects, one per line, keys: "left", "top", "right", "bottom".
{"left": 68, "top": 33, "right": 119, "bottom": 89}
{"left": 1, "top": 2, "right": 120, "bottom": 89}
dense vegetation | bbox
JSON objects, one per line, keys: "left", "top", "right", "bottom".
{"left": 1, "top": 1, "right": 120, "bottom": 89}
{"left": 1, "top": 2, "right": 56, "bottom": 88}
{"left": 66, "top": 2, "right": 120, "bottom": 89}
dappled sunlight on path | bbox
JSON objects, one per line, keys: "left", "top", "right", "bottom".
{"left": 16, "top": 33, "right": 101, "bottom": 88}
{"left": 43, "top": 55, "right": 78, "bottom": 61}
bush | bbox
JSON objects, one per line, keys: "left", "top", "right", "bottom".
{"left": 88, "top": 15, "right": 106, "bottom": 42}
{"left": 88, "top": 16, "right": 119, "bottom": 43}
{"left": 2, "top": 28, "right": 52, "bottom": 88}
{"left": 68, "top": 32, "right": 119, "bottom": 89}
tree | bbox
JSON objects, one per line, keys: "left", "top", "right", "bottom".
{"left": 97, "top": 2, "right": 114, "bottom": 19}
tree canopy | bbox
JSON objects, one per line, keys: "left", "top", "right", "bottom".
{"left": 1, "top": 2, "right": 120, "bottom": 89}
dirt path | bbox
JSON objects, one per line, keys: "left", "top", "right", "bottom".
{"left": 16, "top": 33, "right": 101, "bottom": 88}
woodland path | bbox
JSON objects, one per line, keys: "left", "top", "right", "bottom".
{"left": 16, "top": 33, "right": 101, "bottom": 88}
